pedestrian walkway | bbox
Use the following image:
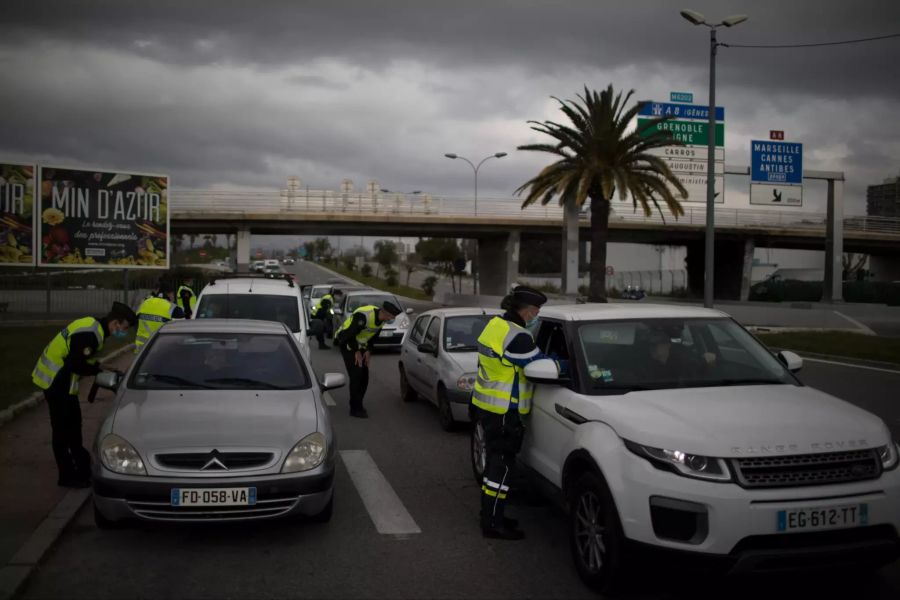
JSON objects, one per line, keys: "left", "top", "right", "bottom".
{"left": 0, "top": 349, "right": 135, "bottom": 597}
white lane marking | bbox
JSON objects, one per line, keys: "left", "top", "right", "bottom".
{"left": 833, "top": 311, "right": 877, "bottom": 336}
{"left": 340, "top": 450, "right": 421, "bottom": 536}
{"left": 323, "top": 391, "right": 336, "bottom": 407}
{"left": 803, "top": 356, "right": 900, "bottom": 375}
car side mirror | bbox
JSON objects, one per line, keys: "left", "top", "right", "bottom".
{"left": 524, "top": 358, "right": 562, "bottom": 384}
{"left": 418, "top": 342, "right": 438, "bottom": 356}
{"left": 95, "top": 370, "right": 121, "bottom": 391}
{"left": 778, "top": 350, "right": 803, "bottom": 373}
{"left": 405, "top": 307, "right": 414, "bottom": 315}
{"left": 321, "top": 373, "right": 345, "bottom": 391}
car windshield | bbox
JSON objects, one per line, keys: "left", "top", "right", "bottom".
{"left": 444, "top": 315, "right": 493, "bottom": 351}
{"left": 311, "top": 288, "right": 328, "bottom": 299}
{"left": 196, "top": 294, "right": 300, "bottom": 333}
{"left": 131, "top": 333, "right": 309, "bottom": 390}
{"left": 576, "top": 318, "right": 795, "bottom": 394}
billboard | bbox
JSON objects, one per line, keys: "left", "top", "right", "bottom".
{"left": 38, "top": 167, "right": 169, "bottom": 268}
{"left": 0, "top": 163, "right": 36, "bottom": 267}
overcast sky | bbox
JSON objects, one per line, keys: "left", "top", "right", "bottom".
{"left": 2, "top": 0, "right": 899, "bottom": 214}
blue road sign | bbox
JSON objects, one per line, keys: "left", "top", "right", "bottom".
{"left": 639, "top": 101, "right": 724, "bottom": 122}
{"left": 751, "top": 140, "right": 803, "bottom": 185}
{"left": 671, "top": 92, "right": 693, "bottom": 103}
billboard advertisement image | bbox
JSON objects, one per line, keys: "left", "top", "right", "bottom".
{"left": 0, "top": 163, "right": 36, "bottom": 267}
{"left": 38, "top": 167, "right": 169, "bottom": 268}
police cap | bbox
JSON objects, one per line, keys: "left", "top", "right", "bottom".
{"left": 511, "top": 285, "right": 548, "bottom": 308}
{"left": 109, "top": 301, "right": 138, "bottom": 325}
{"left": 382, "top": 301, "right": 402, "bottom": 316}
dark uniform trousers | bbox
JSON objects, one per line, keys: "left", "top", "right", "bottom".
{"left": 340, "top": 348, "right": 370, "bottom": 411}
{"left": 45, "top": 388, "right": 90, "bottom": 481}
{"left": 479, "top": 407, "right": 525, "bottom": 529}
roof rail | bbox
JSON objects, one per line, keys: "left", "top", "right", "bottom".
{"left": 210, "top": 272, "right": 295, "bottom": 287}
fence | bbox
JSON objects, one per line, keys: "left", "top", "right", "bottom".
{"left": 517, "top": 269, "right": 688, "bottom": 295}
{"left": 0, "top": 268, "right": 213, "bottom": 316}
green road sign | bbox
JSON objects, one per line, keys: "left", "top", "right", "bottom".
{"left": 638, "top": 118, "right": 724, "bottom": 147}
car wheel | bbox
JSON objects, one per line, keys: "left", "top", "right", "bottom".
{"left": 569, "top": 472, "right": 626, "bottom": 594}
{"left": 399, "top": 365, "right": 418, "bottom": 403}
{"left": 437, "top": 385, "right": 456, "bottom": 432}
{"left": 470, "top": 414, "right": 487, "bottom": 485}
{"left": 93, "top": 503, "right": 122, "bottom": 530}
{"left": 307, "top": 493, "right": 334, "bottom": 523}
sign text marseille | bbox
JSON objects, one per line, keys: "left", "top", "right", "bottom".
{"left": 751, "top": 141, "right": 803, "bottom": 185}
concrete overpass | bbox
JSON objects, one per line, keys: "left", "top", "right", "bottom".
{"left": 170, "top": 180, "right": 900, "bottom": 300}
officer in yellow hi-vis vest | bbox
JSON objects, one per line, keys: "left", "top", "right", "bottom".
{"left": 335, "top": 301, "right": 402, "bottom": 418}
{"left": 32, "top": 302, "right": 136, "bottom": 487}
{"left": 473, "top": 286, "right": 565, "bottom": 540}
{"left": 176, "top": 282, "right": 197, "bottom": 319}
{"left": 135, "top": 279, "right": 184, "bottom": 352}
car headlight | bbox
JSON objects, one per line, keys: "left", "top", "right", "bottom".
{"left": 100, "top": 434, "right": 147, "bottom": 475}
{"left": 878, "top": 442, "right": 898, "bottom": 471}
{"left": 396, "top": 315, "right": 410, "bottom": 329}
{"left": 626, "top": 441, "right": 731, "bottom": 482}
{"left": 282, "top": 432, "right": 327, "bottom": 473}
{"left": 457, "top": 373, "right": 477, "bottom": 391}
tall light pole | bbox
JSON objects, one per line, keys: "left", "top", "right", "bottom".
{"left": 681, "top": 9, "right": 747, "bottom": 308}
{"left": 443, "top": 152, "right": 507, "bottom": 295}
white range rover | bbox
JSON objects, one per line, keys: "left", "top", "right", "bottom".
{"left": 471, "top": 304, "right": 900, "bottom": 593}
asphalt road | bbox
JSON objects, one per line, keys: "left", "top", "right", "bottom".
{"left": 16, "top": 262, "right": 900, "bottom": 599}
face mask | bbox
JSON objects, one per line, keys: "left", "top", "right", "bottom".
{"left": 525, "top": 317, "right": 539, "bottom": 329}
{"left": 112, "top": 329, "right": 128, "bottom": 339}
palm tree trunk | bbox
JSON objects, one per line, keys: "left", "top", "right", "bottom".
{"left": 588, "top": 195, "right": 610, "bottom": 302}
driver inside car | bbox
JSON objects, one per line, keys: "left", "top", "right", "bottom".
{"left": 645, "top": 326, "right": 716, "bottom": 379}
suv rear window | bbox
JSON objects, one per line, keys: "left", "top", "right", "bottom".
{"left": 196, "top": 294, "right": 300, "bottom": 333}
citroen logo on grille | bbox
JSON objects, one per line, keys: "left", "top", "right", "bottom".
{"left": 201, "top": 450, "right": 228, "bottom": 471}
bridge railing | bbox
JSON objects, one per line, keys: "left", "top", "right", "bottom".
{"left": 171, "top": 190, "right": 900, "bottom": 236}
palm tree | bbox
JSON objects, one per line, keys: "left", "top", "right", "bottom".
{"left": 516, "top": 85, "right": 688, "bottom": 302}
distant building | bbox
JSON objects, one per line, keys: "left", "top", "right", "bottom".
{"left": 867, "top": 174, "right": 900, "bottom": 217}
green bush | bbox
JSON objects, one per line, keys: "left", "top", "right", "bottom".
{"left": 535, "top": 282, "right": 561, "bottom": 294}
{"left": 341, "top": 256, "right": 356, "bottom": 271}
{"left": 360, "top": 263, "right": 373, "bottom": 277}
{"left": 750, "top": 279, "right": 900, "bottom": 305}
{"left": 422, "top": 275, "right": 439, "bottom": 297}
{"left": 384, "top": 267, "right": 399, "bottom": 287}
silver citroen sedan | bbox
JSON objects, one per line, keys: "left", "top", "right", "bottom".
{"left": 91, "top": 319, "right": 343, "bottom": 527}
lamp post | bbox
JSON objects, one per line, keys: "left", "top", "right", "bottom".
{"left": 680, "top": 9, "right": 748, "bottom": 308}
{"left": 443, "top": 152, "right": 507, "bottom": 295}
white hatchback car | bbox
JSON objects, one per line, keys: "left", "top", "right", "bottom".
{"left": 471, "top": 304, "right": 900, "bottom": 593}
{"left": 194, "top": 275, "right": 316, "bottom": 361}
{"left": 399, "top": 307, "right": 501, "bottom": 430}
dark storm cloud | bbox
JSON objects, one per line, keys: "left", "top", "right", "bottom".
{"left": 1, "top": 0, "right": 899, "bottom": 211}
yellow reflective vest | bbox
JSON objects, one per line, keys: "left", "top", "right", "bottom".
{"left": 32, "top": 317, "right": 105, "bottom": 395}
{"left": 336, "top": 305, "right": 382, "bottom": 350}
{"left": 135, "top": 297, "right": 177, "bottom": 352}
{"left": 177, "top": 285, "right": 197, "bottom": 313}
{"left": 312, "top": 293, "right": 334, "bottom": 315}
{"left": 472, "top": 316, "right": 535, "bottom": 415}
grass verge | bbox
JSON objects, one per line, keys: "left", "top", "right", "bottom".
{"left": 0, "top": 325, "right": 130, "bottom": 411}
{"left": 321, "top": 262, "right": 431, "bottom": 301}
{"left": 756, "top": 331, "right": 900, "bottom": 367}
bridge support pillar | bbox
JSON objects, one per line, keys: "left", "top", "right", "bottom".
{"left": 236, "top": 228, "right": 252, "bottom": 272}
{"left": 562, "top": 201, "right": 579, "bottom": 295}
{"left": 478, "top": 231, "right": 520, "bottom": 296}
{"left": 823, "top": 179, "right": 845, "bottom": 303}
{"left": 739, "top": 238, "right": 755, "bottom": 301}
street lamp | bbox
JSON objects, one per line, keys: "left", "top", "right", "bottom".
{"left": 443, "top": 152, "right": 507, "bottom": 295}
{"left": 681, "top": 8, "right": 748, "bottom": 308}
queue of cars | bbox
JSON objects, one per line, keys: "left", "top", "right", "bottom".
{"left": 88, "top": 268, "right": 900, "bottom": 593}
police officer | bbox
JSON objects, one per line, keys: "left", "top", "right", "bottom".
{"left": 176, "top": 280, "right": 197, "bottom": 319}
{"left": 312, "top": 296, "right": 334, "bottom": 349}
{"left": 473, "top": 285, "right": 563, "bottom": 540}
{"left": 135, "top": 279, "right": 184, "bottom": 353}
{"left": 334, "top": 300, "right": 402, "bottom": 418}
{"left": 32, "top": 301, "right": 137, "bottom": 487}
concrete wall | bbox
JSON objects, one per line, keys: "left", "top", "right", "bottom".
{"left": 477, "top": 232, "right": 520, "bottom": 296}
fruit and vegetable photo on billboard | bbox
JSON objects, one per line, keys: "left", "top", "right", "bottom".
{"left": 0, "top": 163, "right": 36, "bottom": 267}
